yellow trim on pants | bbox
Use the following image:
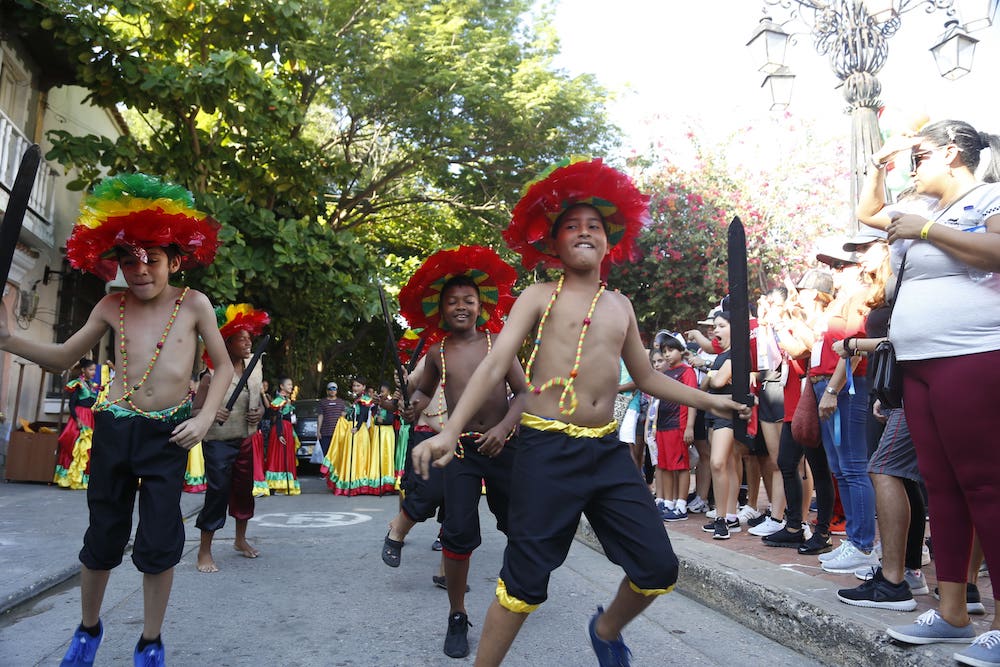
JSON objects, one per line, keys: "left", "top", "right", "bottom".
{"left": 495, "top": 577, "right": 540, "bottom": 614}
{"left": 628, "top": 580, "right": 674, "bottom": 597}
{"left": 520, "top": 413, "right": 618, "bottom": 439}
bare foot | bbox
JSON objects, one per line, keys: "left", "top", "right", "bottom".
{"left": 234, "top": 541, "right": 260, "bottom": 558}
{"left": 196, "top": 551, "right": 219, "bottom": 573}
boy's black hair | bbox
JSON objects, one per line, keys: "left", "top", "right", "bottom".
{"left": 277, "top": 376, "right": 293, "bottom": 386}
{"left": 352, "top": 375, "right": 368, "bottom": 387}
{"left": 550, "top": 202, "right": 610, "bottom": 238}
{"left": 659, "top": 336, "right": 685, "bottom": 353}
{"left": 438, "top": 274, "right": 480, "bottom": 306}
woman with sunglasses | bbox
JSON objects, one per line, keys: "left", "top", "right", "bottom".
{"left": 863, "top": 120, "right": 1000, "bottom": 666}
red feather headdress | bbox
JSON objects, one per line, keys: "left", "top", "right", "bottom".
{"left": 398, "top": 245, "right": 516, "bottom": 345}
{"left": 66, "top": 173, "right": 221, "bottom": 281}
{"left": 203, "top": 303, "right": 270, "bottom": 369}
{"left": 503, "top": 157, "right": 649, "bottom": 270}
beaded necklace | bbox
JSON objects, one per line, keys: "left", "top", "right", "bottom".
{"left": 436, "top": 330, "right": 492, "bottom": 430}
{"left": 524, "top": 275, "right": 605, "bottom": 416}
{"left": 104, "top": 287, "right": 189, "bottom": 420}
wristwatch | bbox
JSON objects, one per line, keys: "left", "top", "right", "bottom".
{"left": 825, "top": 385, "right": 838, "bottom": 395}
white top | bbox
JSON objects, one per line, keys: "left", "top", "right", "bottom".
{"left": 891, "top": 183, "right": 1000, "bottom": 361}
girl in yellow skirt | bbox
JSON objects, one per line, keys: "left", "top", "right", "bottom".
{"left": 367, "top": 381, "right": 398, "bottom": 495}
{"left": 326, "top": 377, "right": 373, "bottom": 495}
{"left": 54, "top": 359, "right": 99, "bottom": 489}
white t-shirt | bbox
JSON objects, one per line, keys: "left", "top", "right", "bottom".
{"left": 891, "top": 184, "right": 1000, "bottom": 360}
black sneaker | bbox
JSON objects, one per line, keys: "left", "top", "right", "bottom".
{"left": 933, "top": 583, "right": 987, "bottom": 615}
{"left": 702, "top": 519, "right": 717, "bottom": 533}
{"left": 798, "top": 532, "right": 833, "bottom": 555}
{"left": 762, "top": 526, "right": 805, "bottom": 548}
{"left": 746, "top": 510, "right": 770, "bottom": 528}
{"left": 443, "top": 611, "right": 471, "bottom": 658}
{"left": 726, "top": 518, "right": 742, "bottom": 534}
{"left": 713, "top": 517, "right": 730, "bottom": 540}
{"left": 837, "top": 567, "right": 916, "bottom": 611}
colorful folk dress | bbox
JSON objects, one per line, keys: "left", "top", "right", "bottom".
{"left": 324, "top": 394, "right": 373, "bottom": 495}
{"left": 264, "top": 395, "right": 301, "bottom": 495}
{"left": 54, "top": 377, "right": 98, "bottom": 489}
{"left": 183, "top": 443, "right": 207, "bottom": 493}
{"left": 367, "top": 402, "right": 398, "bottom": 495}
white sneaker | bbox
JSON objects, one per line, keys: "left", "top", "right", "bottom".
{"left": 855, "top": 565, "right": 878, "bottom": 581}
{"left": 922, "top": 544, "right": 931, "bottom": 566}
{"left": 873, "top": 541, "right": 882, "bottom": 560}
{"left": 822, "top": 542, "right": 880, "bottom": 574}
{"left": 905, "top": 568, "right": 930, "bottom": 595}
{"left": 687, "top": 496, "right": 709, "bottom": 514}
{"left": 748, "top": 517, "right": 786, "bottom": 537}
{"left": 706, "top": 508, "right": 718, "bottom": 519}
{"left": 737, "top": 505, "right": 761, "bottom": 524}
{"left": 818, "top": 539, "right": 849, "bottom": 563}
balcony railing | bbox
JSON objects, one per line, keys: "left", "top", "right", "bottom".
{"left": 0, "top": 107, "right": 57, "bottom": 248}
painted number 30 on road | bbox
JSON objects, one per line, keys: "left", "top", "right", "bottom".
{"left": 251, "top": 512, "right": 372, "bottom": 528}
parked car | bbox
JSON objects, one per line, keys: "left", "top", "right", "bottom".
{"left": 292, "top": 398, "right": 321, "bottom": 462}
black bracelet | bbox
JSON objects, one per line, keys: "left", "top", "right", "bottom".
{"left": 844, "top": 337, "right": 855, "bottom": 356}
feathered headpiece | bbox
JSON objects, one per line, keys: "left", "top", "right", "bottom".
{"left": 203, "top": 303, "right": 270, "bottom": 369}
{"left": 503, "top": 157, "right": 649, "bottom": 270}
{"left": 398, "top": 245, "right": 516, "bottom": 345}
{"left": 66, "top": 173, "right": 221, "bottom": 281}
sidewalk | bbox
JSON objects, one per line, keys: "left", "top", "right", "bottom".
{"left": 578, "top": 510, "right": 993, "bottom": 666}
{"left": 2, "top": 474, "right": 993, "bottom": 666}
{"left": 0, "top": 477, "right": 206, "bottom": 615}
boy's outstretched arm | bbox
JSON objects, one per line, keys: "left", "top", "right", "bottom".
{"left": 0, "top": 295, "right": 110, "bottom": 370}
{"left": 621, "top": 300, "right": 749, "bottom": 420}
{"left": 170, "top": 292, "right": 234, "bottom": 449}
{"left": 412, "top": 286, "right": 541, "bottom": 478}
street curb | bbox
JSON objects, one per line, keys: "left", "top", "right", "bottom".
{"left": 575, "top": 516, "right": 955, "bottom": 667}
{"left": 0, "top": 503, "right": 204, "bottom": 617}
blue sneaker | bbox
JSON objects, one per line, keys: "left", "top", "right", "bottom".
{"left": 887, "top": 609, "right": 976, "bottom": 644}
{"left": 134, "top": 639, "right": 166, "bottom": 667}
{"left": 662, "top": 508, "right": 688, "bottom": 522}
{"left": 955, "top": 630, "right": 1000, "bottom": 666}
{"left": 588, "top": 606, "right": 632, "bottom": 666}
{"left": 61, "top": 621, "right": 104, "bottom": 666}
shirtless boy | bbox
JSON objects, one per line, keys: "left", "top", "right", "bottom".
{"left": 413, "top": 158, "right": 749, "bottom": 666}
{"left": 394, "top": 245, "right": 525, "bottom": 658}
{"left": 0, "top": 174, "right": 233, "bottom": 667}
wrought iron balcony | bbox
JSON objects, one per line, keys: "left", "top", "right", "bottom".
{"left": 0, "top": 107, "right": 57, "bottom": 249}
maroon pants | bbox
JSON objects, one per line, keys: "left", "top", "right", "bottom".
{"left": 903, "top": 349, "right": 1000, "bottom": 593}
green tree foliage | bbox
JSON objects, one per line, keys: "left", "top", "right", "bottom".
{"left": 11, "top": 0, "right": 615, "bottom": 392}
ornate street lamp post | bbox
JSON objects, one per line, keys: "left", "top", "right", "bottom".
{"left": 748, "top": 0, "right": 995, "bottom": 233}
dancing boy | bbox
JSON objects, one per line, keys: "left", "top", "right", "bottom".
{"left": 395, "top": 245, "right": 526, "bottom": 658}
{"left": 414, "top": 158, "right": 749, "bottom": 666}
{"left": 0, "top": 174, "right": 232, "bottom": 666}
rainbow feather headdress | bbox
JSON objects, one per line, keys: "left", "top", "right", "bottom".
{"left": 66, "top": 173, "right": 221, "bottom": 281}
{"left": 503, "top": 157, "right": 649, "bottom": 270}
{"left": 203, "top": 303, "right": 270, "bottom": 368}
{"left": 398, "top": 245, "right": 516, "bottom": 345}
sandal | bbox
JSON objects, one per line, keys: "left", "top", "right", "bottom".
{"left": 382, "top": 533, "right": 404, "bottom": 568}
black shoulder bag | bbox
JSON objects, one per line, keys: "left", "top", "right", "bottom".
{"left": 870, "top": 254, "right": 905, "bottom": 409}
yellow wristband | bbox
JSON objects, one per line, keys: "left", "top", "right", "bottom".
{"left": 920, "top": 220, "right": 936, "bottom": 240}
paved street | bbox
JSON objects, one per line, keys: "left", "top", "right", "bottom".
{"left": 0, "top": 474, "right": 817, "bottom": 666}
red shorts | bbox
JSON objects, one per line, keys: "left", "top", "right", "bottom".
{"left": 655, "top": 430, "right": 689, "bottom": 471}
